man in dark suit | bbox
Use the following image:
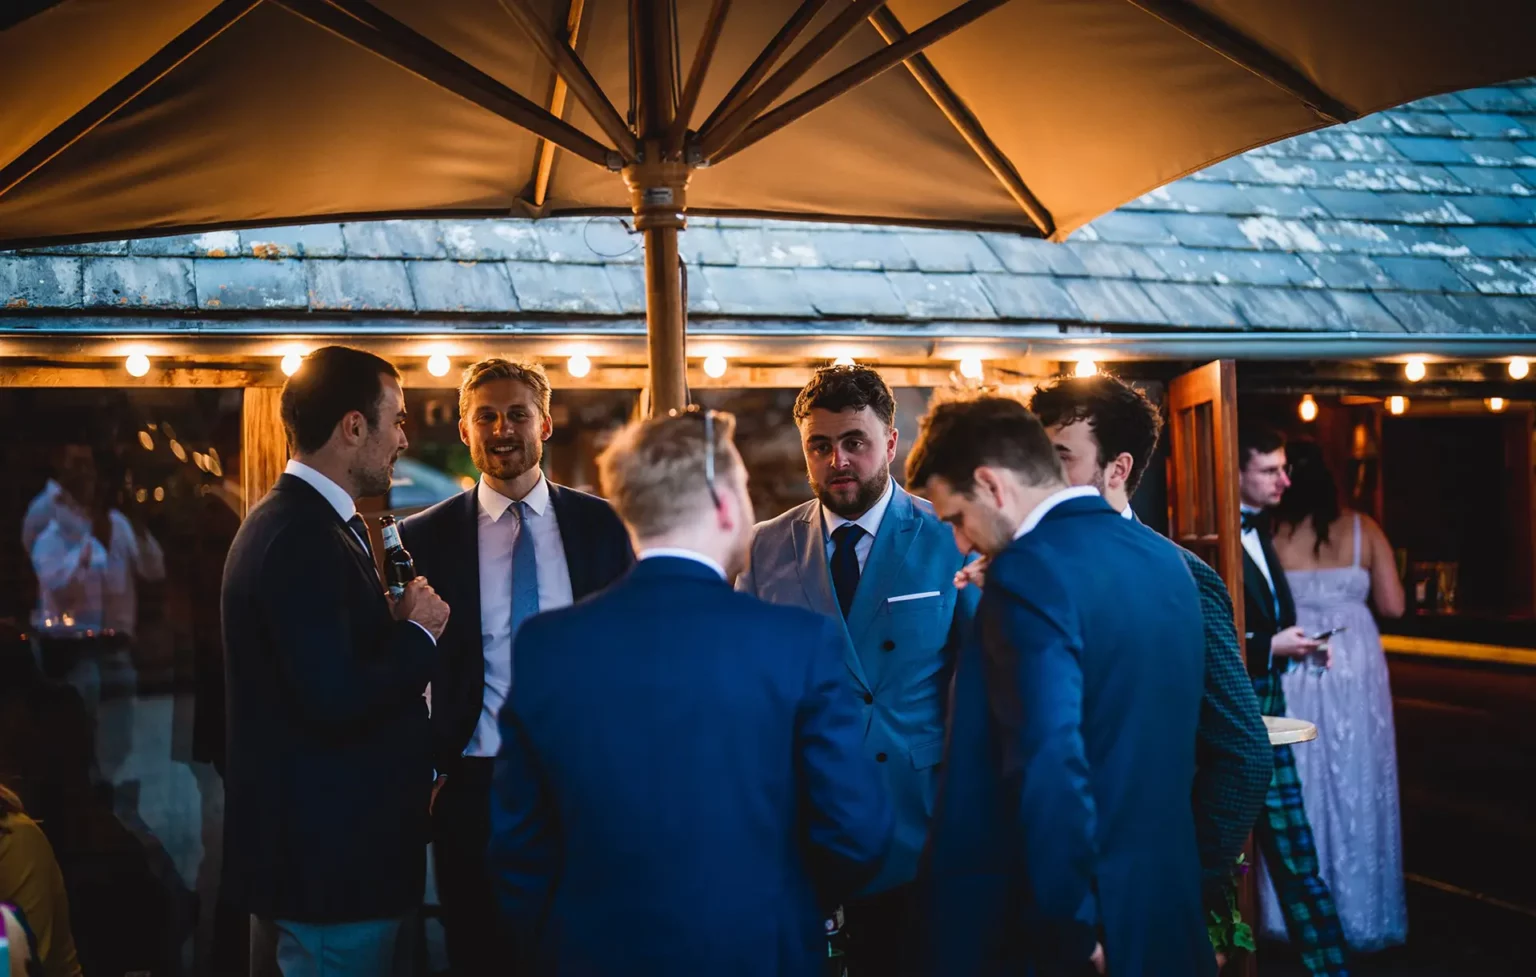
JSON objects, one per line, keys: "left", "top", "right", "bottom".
{"left": 221, "top": 346, "right": 451, "bottom": 977}
{"left": 909, "top": 395, "right": 1214, "bottom": 977}
{"left": 487, "top": 408, "right": 892, "bottom": 976}
{"left": 1236, "top": 426, "right": 1349, "bottom": 977}
{"left": 1030, "top": 375, "right": 1272, "bottom": 969}
{"left": 400, "top": 358, "right": 632, "bottom": 976}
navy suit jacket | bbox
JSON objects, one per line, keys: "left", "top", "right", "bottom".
{"left": 487, "top": 556, "right": 893, "bottom": 977}
{"left": 400, "top": 481, "right": 632, "bottom": 773}
{"left": 220, "top": 474, "right": 434, "bottom": 922}
{"left": 926, "top": 496, "right": 1215, "bottom": 977}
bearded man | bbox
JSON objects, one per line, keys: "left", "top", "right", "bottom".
{"left": 401, "top": 358, "right": 632, "bottom": 977}
{"left": 737, "top": 365, "right": 976, "bottom": 977}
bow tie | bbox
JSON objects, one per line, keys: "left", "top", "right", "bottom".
{"left": 1241, "top": 511, "right": 1263, "bottom": 532}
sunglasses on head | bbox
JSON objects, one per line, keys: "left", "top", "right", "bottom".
{"left": 668, "top": 404, "right": 720, "bottom": 508}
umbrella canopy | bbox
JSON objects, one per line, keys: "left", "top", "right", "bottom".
{"left": 3, "top": 0, "right": 1535, "bottom": 409}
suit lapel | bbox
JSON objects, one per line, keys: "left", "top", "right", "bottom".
{"left": 454, "top": 487, "right": 484, "bottom": 632}
{"left": 846, "top": 487, "right": 920, "bottom": 645}
{"left": 790, "top": 502, "right": 870, "bottom": 690}
{"left": 1242, "top": 547, "right": 1277, "bottom": 631}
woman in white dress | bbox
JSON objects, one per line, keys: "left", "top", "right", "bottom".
{"left": 1258, "top": 439, "right": 1409, "bottom": 952}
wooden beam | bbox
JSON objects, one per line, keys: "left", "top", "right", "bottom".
{"left": 696, "top": 0, "right": 830, "bottom": 137}
{"left": 667, "top": 0, "right": 732, "bottom": 154}
{"left": 242, "top": 387, "right": 289, "bottom": 514}
{"left": 868, "top": 7, "right": 1052, "bottom": 237}
{"left": 272, "top": 0, "right": 619, "bottom": 169}
{"left": 1120, "top": 0, "right": 1355, "bottom": 123}
{"left": 0, "top": 364, "right": 278, "bottom": 387}
{"left": 697, "top": 0, "right": 888, "bottom": 161}
{"left": 0, "top": 0, "right": 265, "bottom": 202}
{"left": 712, "top": 0, "right": 1010, "bottom": 165}
{"left": 495, "top": 0, "right": 637, "bottom": 161}
{"left": 532, "top": 0, "right": 590, "bottom": 208}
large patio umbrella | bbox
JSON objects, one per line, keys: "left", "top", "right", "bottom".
{"left": 3, "top": 0, "right": 1534, "bottom": 411}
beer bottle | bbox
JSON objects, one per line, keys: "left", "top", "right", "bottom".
{"left": 378, "top": 515, "right": 417, "bottom": 600}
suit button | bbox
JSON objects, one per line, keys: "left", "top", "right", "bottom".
{"left": 863, "top": 693, "right": 873, "bottom": 705}
{"left": 876, "top": 752, "right": 888, "bottom": 763}
{"left": 882, "top": 640, "right": 895, "bottom": 651}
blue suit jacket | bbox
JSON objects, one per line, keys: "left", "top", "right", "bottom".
{"left": 738, "top": 485, "right": 976, "bottom": 894}
{"left": 926, "top": 496, "right": 1215, "bottom": 977}
{"left": 487, "top": 556, "right": 893, "bottom": 977}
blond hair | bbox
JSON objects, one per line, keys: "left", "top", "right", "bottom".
{"left": 458, "top": 358, "right": 552, "bottom": 420}
{"left": 599, "top": 410, "right": 739, "bottom": 539}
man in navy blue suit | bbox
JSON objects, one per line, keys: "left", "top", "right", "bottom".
{"left": 487, "top": 407, "right": 892, "bottom": 976}
{"left": 401, "top": 359, "right": 632, "bottom": 976}
{"left": 907, "top": 395, "right": 1214, "bottom": 977}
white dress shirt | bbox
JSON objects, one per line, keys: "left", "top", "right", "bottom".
{"left": 821, "top": 476, "right": 895, "bottom": 572}
{"left": 467, "top": 474, "right": 574, "bottom": 758}
{"left": 1012, "top": 485, "right": 1101, "bottom": 539}
{"left": 23, "top": 479, "right": 165, "bottom": 637}
{"left": 638, "top": 547, "right": 728, "bottom": 581}
{"left": 1240, "top": 504, "right": 1281, "bottom": 617}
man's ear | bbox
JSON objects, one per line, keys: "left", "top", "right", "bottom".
{"left": 973, "top": 466, "right": 1007, "bottom": 508}
{"left": 1107, "top": 451, "right": 1135, "bottom": 491}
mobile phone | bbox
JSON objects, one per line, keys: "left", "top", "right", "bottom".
{"left": 1311, "top": 626, "right": 1347, "bottom": 642}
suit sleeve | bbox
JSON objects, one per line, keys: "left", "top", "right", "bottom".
{"left": 734, "top": 531, "right": 760, "bottom": 595}
{"left": 1186, "top": 556, "right": 1272, "bottom": 911}
{"left": 258, "top": 525, "right": 434, "bottom": 732}
{"left": 987, "top": 549, "right": 1101, "bottom": 967}
{"left": 487, "top": 622, "right": 560, "bottom": 952}
{"left": 796, "top": 616, "right": 893, "bottom": 904}
{"left": 940, "top": 567, "right": 981, "bottom": 723}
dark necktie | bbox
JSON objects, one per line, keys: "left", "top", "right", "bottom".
{"left": 1240, "top": 510, "right": 1263, "bottom": 532}
{"left": 510, "top": 500, "right": 540, "bottom": 643}
{"left": 830, "top": 523, "right": 866, "bottom": 620}
{"left": 346, "top": 514, "right": 374, "bottom": 562}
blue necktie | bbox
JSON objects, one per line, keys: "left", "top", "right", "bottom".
{"left": 510, "top": 500, "right": 540, "bottom": 644}
{"left": 830, "top": 523, "right": 865, "bottom": 620}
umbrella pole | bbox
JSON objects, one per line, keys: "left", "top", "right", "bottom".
{"left": 641, "top": 220, "right": 687, "bottom": 414}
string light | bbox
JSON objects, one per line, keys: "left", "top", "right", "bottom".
{"left": 1388, "top": 396, "right": 1409, "bottom": 416}
{"left": 1074, "top": 358, "right": 1098, "bottom": 378}
{"left": 1404, "top": 358, "right": 1426, "bottom": 382}
{"left": 1509, "top": 358, "right": 1530, "bottom": 380}
{"left": 1486, "top": 397, "right": 1508, "bottom": 413}
{"left": 1299, "top": 394, "right": 1318, "bottom": 422}
{"left": 703, "top": 354, "right": 728, "bottom": 378}
{"left": 426, "top": 353, "right": 451, "bottom": 378}
{"left": 959, "top": 355, "right": 985, "bottom": 380}
{"left": 125, "top": 353, "right": 151, "bottom": 377}
{"left": 567, "top": 354, "right": 592, "bottom": 378}
{"left": 832, "top": 355, "right": 856, "bottom": 367}
{"left": 280, "top": 350, "right": 305, "bottom": 376}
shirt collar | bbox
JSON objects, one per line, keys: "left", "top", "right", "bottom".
{"left": 1119, "top": 505, "right": 1136, "bottom": 520}
{"left": 822, "top": 477, "right": 895, "bottom": 542}
{"left": 285, "top": 460, "right": 357, "bottom": 524}
{"left": 1013, "top": 485, "right": 1101, "bottom": 540}
{"left": 638, "top": 547, "right": 727, "bottom": 581}
{"left": 478, "top": 472, "right": 550, "bottom": 522}
{"left": 1240, "top": 503, "right": 1262, "bottom": 532}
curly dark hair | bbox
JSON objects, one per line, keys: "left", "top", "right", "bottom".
{"left": 906, "top": 394, "right": 1064, "bottom": 493}
{"left": 1029, "top": 374, "right": 1164, "bottom": 494}
{"left": 793, "top": 365, "right": 896, "bottom": 428}
{"left": 1271, "top": 439, "right": 1341, "bottom": 555}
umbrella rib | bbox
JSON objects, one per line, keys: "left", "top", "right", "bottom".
{"left": 1120, "top": 0, "right": 1356, "bottom": 123}
{"left": 696, "top": 0, "right": 888, "bottom": 161}
{"left": 273, "top": 0, "right": 620, "bottom": 169}
{"left": 0, "top": 0, "right": 265, "bottom": 203}
{"left": 496, "top": 0, "right": 638, "bottom": 161}
{"left": 696, "top": 0, "right": 830, "bottom": 138}
{"left": 708, "top": 0, "right": 1011, "bottom": 166}
{"left": 533, "top": 0, "right": 590, "bottom": 208}
{"left": 666, "top": 0, "right": 732, "bottom": 155}
{"left": 868, "top": 7, "right": 1052, "bottom": 237}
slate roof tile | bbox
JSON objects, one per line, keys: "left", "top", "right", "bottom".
{"left": 1387, "top": 136, "right": 1472, "bottom": 164}
{"left": 722, "top": 228, "right": 822, "bottom": 268}
{"left": 1227, "top": 286, "right": 1346, "bottom": 331}
{"left": 1299, "top": 253, "right": 1395, "bottom": 290}
{"left": 536, "top": 219, "right": 638, "bottom": 264}
{"left": 896, "top": 232, "right": 1005, "bottom": 273}
{"left": 1443, "top": 165, "right": 1533, "bottom": 196}
{"left": 1, "top": 256, "right": 80, "bottom": 308}
{"left": 1064, "top": 243, "right": 1168, "bottom": 280}
{"left": 975, "top": 274, "right": 1081, "bottom": 321}
{"left": 1448, "top": 226, "right": 1536, "bottom": 259}
{"left": 795, "top": 269, "right": 907, "bottom": 317}
{"left": 806, "top": 231, "right": 916, "bottom": 271}
{"left": 699, "top": 267, "right": 815, "bottom": 316}
{"left": 408, "top": 261, "right": 518, "bottom": 313}
{"left": 1060, "top": 279, "right": 1166, "bottom": 325}
{"left": 505, "top": 262, "right": 619, "bottom": 314}
{"left": 84, "top": 257, "right": 195, "bottom": 308}
{"left": 1457, "top": 87, "right": 1533, "bottom": 113}
{"left": 885, "top": 272, "right": 997, "bottom": 319}
{"left": 128, "top": 231, "right": 243, "bottom": 258}
{"left": 195, "top": 258, "right": 307, "bottom": 310}
{"left": 307, "top": 259, "right": 414, "bottom": 311}
{"left": 1328, "top": 290, "right": 1407, "bottom": 332}
{"left": 241, "top": 224, "right": 347, "bottom": 259}
{"left": 340, "top": 221, "right": 446, "bottom": 259}
{"left": 439, "top": 222, "right": 545, "bottom": 261}
{"left": 1373, "top": 256, "right": 1475, "bottom": 293}
{"left": 1446, "top": 258, "right": 1536, "bottom": 296}
{"left": 981, "top": 234, "right": 1089, "bottom": 276}
{"left": 1138, "top": 282, "right": 1245, "bottom": 328}
{"left": 676, "top": 227, "right": 739, "bottom": 266}
{"left": 1080, "top": 211, "right": 1177, "bottom": 245}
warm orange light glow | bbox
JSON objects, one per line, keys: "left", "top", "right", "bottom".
{"left": 1486, "top": 397, "right": 1507, "bottom": 413}
{"left": 567, "top": 354, "right": 592, "bottom": 378}
{"left": 1388, "top": 396, "right": 1409, "bottom": 415}
{"left": 1074, "top": 358, "right": 1097, "bottom": 378}
{"left": 1509, "top": 358, "right": 1530, "bottom": 380}
{"left": 1299, "top": 395, "right": 1318, "bottom": 422}
{"left": 125, "top": 353, "right": 151, "bottom": 377}
{"left": 1404, "top": 358, "right": 1426, "bottom": 382}
{"left": 703, "top": 354, "right": 728, "bottom": 378}
{"left": 427, "top": 353, "right": 451, "bottom": 377}
{"left": 959, "top": 355, "right": 985, "bottom": 380}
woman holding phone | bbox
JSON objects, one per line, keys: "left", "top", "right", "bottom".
{"left": 1258, "top": 439, "right": 1408, "bottom": 954}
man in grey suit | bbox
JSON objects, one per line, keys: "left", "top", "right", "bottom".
{"left": 738, "top": 365, "right": 975, "bottom": 977}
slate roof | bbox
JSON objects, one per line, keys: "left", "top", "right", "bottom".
{"left": 5, "top": 82, "right": 1536, "bottom": 339}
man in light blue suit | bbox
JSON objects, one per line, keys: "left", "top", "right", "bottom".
{"left": 738, "top": 365, "right": 975, "bottom": 977}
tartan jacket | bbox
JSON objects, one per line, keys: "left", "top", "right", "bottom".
{"left": 1176, "top": 546, "right": 1274, "bottom": 914}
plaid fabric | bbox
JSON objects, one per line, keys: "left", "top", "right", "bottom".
{"left": 1178, "top": 549, "right": 1272, "bottom": 914}
{"left": 1253, "top": 675, "right": 1351, "bottom": 977}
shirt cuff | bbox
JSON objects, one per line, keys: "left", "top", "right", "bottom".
{"left": 407, "top": 620, "right": 437, "bottom": 646}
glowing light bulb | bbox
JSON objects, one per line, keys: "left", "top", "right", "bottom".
{"left": 1486, "top": 397, "right": 1507, "bottom": 413}
{"left": 1404, "top": 358, "right": 1426, "bottom": 382}
{"left": 1074, "top": 358, "right": 1098, "bottom": 378}
{"left": 138, "top": 430, "right": 154, "bottom": 451}
{"left": 280, "top": 351, "right": 305, "bottom": 376}
{"left": 1509, "top": 358, "right": 1529, "bottom": 380}
{"left": 426, "top": 353, "right": 451, "bottom": 378}
{"left": 832, "top": 355, "right": 856, "bottom": 367}
{"left": 959, "top": 355, "right": 985, "bottom": 380}
{"left": 1299, "top": 394, "right": 1318, "bottom": 422}
{"left": 567, "top": 354, "right": 592, "bottom": 378}
{"left": 125, "top": 353, "right": 151, "bottom": 377}
{"left": 703, "top": 354, "right": 728, "bottom": 378}
{"left": 1388, "top": 396, "right": 1409, "bottom": 416}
